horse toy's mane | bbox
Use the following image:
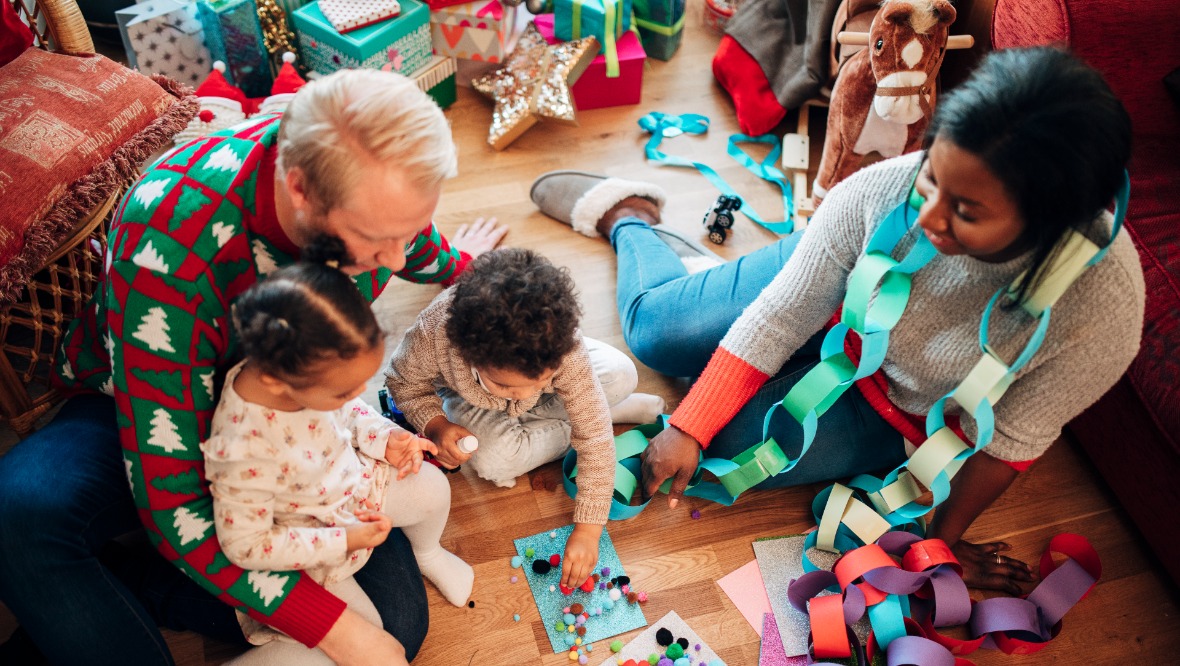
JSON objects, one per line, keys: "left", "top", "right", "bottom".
{"left": 814, "top": 0, "right": 957, "bottom": 201}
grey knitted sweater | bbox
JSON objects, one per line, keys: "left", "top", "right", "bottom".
{"left": 673, "top": 152, "right": 1144, "bottom": 463}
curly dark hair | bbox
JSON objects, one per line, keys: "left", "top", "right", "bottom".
{"left": 445, "top": 248, "right": 582, "bottom": 378}
{"left": 233, "top": 234, "right": 382, "bottom": 385}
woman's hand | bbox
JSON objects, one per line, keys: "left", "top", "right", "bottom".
{"left": 345, "top": 511, "right": 393, "bottom": 552}
{"left": 423, "top": 415, "right": 475, "bottom": 469}
{"left": 450, "top": 217, "right": 508, "bottom": 259}
{"left": 561, "top": 523, "right": 603, "bottom": 589}
{"left": 384, "top": 428, "right": 438, "bottom": 479}
{"left": 640, "top": 425, "right": 702, "bottom": 508}
{"left": 318, "top": 607, "right": 408, "bottom": 666}
{"left": 952, "top": 539, "right": 1037, "bottom": 596}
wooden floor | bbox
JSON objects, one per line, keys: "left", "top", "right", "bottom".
{"left": 4, "top": 2, "right": 1180, "bottom": 664}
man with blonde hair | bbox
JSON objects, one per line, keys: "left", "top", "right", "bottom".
{"left": 0, "top": 68, "right": 504, "bottom": 666}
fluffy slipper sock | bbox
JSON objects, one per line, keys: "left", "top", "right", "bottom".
{"left": 608, "top": 393, "right": 667, "bottom": 425}
{"left": 569, "top": 178, "right": 667, "bottom": 237}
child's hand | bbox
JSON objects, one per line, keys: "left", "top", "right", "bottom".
{"left": 385, "top": 428, "right": 439, "bottom": 480}
{"left": 561, "top": 523, "right": 603, "bottom": 589}
{"left": 423, "top": 416, "right": 476, "bottom": 469}
{"left": 345, "top": 511, "right": 393, "bottom": 552}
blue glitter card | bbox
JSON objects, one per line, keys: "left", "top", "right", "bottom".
{"left": 513, "top": 524, "right": 647, "bottom": 654}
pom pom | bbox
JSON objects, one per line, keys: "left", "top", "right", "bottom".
{"left": 533, "top": 560, "right": 552, "bottom": 575}
{"left": 579, "top": 577, "right": 596, "bottom": 593}
{"left": 570, "top": 603, "right": 584, "bottom": 615}
{"left": 282, "top": 51, "right": 296, "bottom": 63}
{"left": 549, "top": 554, "right": 561, "bottom": 566}
{"left": 666, "top": 644, "right": 685, "bottom": 660}
{"left": 213, "top": 61, "right": 226, "bottom": 73}
{"left": 656, "top": 628, "right": 674, "bottom": 646}
{"left": 198, "top": 109, "right": 215, "bottom": 123}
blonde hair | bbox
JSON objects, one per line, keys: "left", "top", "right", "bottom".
{"left": 276, "top": 69, "right": 458, "bottom": 212}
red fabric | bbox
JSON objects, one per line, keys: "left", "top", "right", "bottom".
{"left": 712, "top": 35, "right": 788, "bottom": 136}
{"left": 993, "top": 0, "right": 1180, "bottom": 584}
{"left": 0, "top": 0, "right": 32, "bottom": 67}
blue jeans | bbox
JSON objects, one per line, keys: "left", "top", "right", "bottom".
{"left": 611, "top": 218, "right": 905, "bottom": 487}
{"left": 0, "top": 395, "right": 429, "bottom": 664}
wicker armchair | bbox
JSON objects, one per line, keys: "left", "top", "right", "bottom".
{"left": 0, "top": 0, "right": 122, "bottom": 436}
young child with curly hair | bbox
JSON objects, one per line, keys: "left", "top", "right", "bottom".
{"left": 200, "top": 237, "right": 474, "bottom": 663}
{"left": 387, "top": 248, "right": 628, "bottom": 587}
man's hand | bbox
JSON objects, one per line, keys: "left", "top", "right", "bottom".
{"left": 318, "top": 607, "right": 408, "bottom": 666}
{"left": 561, "top": 523, "right": 602, "bottom": 589}
{"left": 450, "top": 217, "right": 508, "bottom": 259}
{"left": 384, "top": 428, "right": 439, "bottom": 480}
{"left": 423, "top": 415, "right": 476, "bottom": 469}
{"left": 951, "top": 540, "right": 1037, "bottom": 596}
{"left": 640, "top": 425, "right": 701, "bottom": 508}
{"left": 345, "top": 511, "right": 393, "bottom": 552}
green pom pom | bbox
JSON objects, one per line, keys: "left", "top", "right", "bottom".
{"left": 610, "top": 640, "right": 623, "bottom": 653}
{"left": 556, "top": 621, "right": 566, "bottom": 632}
{"left": 526, "top": 547, "right": 535, "bottom": 557}
{"left": 648, "top": 654, "right": 660, "bottom": 665}
{"left": 666, "top": 644, "right": 684, "bottom": 660}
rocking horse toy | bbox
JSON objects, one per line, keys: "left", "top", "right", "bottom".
{"left": 812, "top": 0, "right": 970, "bottom": 202}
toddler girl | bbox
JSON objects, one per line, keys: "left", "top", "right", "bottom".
{"left": 200, "top": 237, "right": 473, "bottom": 663}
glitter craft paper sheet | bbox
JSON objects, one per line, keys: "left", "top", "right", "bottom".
{"left": 514, "top": 524, "right": 647, "bottom": 653}
{"left": 752, "top": 535, "right": 870, "bottom": 657}
{"left": 759, "top": 613, "right": 810, "bottom": 666}
{"left": 597, "top": 610, "right": 725, "bottom": 665}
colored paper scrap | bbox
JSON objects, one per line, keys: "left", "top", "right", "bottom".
{"left": 717, "top": 559, "right": 773, "bottom": 637}
{"left": 514, "top": 524, "right": 646, "bottom": 653}
{"left": 752, "top": 535, "right": 870, "bottom": 657}
{"left": 597, "top": 610, "right": 724, "bottom": 665}
{"left": 759, "top": 613, "right": 810, "bottom": 666}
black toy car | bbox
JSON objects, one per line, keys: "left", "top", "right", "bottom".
{"left": 702, "top": 194, "right": 742, "bottom": 244}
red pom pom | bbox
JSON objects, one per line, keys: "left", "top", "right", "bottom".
{"left": 559, "top": 584, "right": 574, "bottom": 595}
{"left": 198, "top": 109, "right": 215, "bottom": 123}
{"left": 579, "top": 577, "right": 595, "bottom": 593}
{"left": 549, "top": 554, "right": 561, "bottom": 566}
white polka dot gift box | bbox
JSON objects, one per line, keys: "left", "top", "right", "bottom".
{"left": 319, "top": 0, "right": 402, "bottom": 34}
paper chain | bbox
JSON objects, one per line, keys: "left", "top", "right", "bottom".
{"left": 792, "top": 532, "right": 1102, "bottom": 664}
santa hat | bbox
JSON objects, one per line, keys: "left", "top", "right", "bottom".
{"left": 173, "top": 61, "right": 249, "bottom": 146}
{"left": 258, "top": 52, "right": 307, "bottom": 116}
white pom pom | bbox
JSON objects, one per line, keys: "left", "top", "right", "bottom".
{"left": 282, "top": 51, "right": 296, "bottom": 64}
{"left": 213, "top": 61, "right": 226, "bottom": 73}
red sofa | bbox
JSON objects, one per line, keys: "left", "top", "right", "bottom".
{"left": 992, "top": 0, "right": 1180, "bottom": 586}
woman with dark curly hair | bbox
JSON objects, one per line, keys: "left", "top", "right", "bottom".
{"left": 387, "top": 248, "right": 652, "bottom": 588}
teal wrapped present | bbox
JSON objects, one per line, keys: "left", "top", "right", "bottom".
{"left": 555, "top": 0, "right": 631, "bottom": 77}
{"left": 197, "top": 0, "right": 273, "bottom": 97}
{"left": 633, "top": 0, "right": 684, "bottom": 60}
{"left": 292, "top": 0, "right": 432, "bottom": 76}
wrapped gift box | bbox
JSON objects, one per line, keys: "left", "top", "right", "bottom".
{"left": 197, "top": 0, "right": 274, "bottom": 97}
{"left": 430, "top": 0, "right": 515, "bottom": 63}
{"left": 116, "top": 0, "right": 213, "bottom": 89}
{"left": 293, "top": 0, "right": 431, "bottom": 75}
{"left": 410, "top": 55, "right": 457, "bottom": 108}
{"left": 633, "top": 0, "right": 684, "bottom": 60}
{"left": 535, "top": 14, "right": 644, "bottom": 110}
{"left": 554, "top": 0, "right": 631, "bottom": 54}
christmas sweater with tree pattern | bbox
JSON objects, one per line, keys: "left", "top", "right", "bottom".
{"left": 53, "top": 114, "right": 469, "bottom": 647}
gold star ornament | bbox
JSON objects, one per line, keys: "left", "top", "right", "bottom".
{"left": 472, "top": 22, "right": 599, "bottom": 150}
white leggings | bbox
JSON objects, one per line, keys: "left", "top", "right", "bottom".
{"left": 224, "top": 463, "right": 453, "bottom": 665}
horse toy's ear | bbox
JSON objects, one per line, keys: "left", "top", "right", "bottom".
{"left": 883, "top": 3, "right": 913, "bottom": 26}
{"left": 933, "top": 0, "right": 957, "bottom": 26}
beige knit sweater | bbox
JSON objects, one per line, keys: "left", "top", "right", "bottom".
{"left": 386, "top": 291, "right": 615, "bottom": 524}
